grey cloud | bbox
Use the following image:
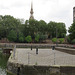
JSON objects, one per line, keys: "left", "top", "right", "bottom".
{"left": 11, "top": 2, "right": 25, "bottom": 8}
{"left": 0, "top": 5, "right": 9, "bottom": 9}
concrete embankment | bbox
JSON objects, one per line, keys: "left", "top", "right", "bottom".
{"left": 55, "top": 47, "right": 75, "bottom": 55}
{"left": 7, "top": 48, "right": 75, "bottom": 75}
{"left": 7, "top": 62, "right": 75, "bottom": 75}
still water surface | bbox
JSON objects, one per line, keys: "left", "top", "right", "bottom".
{"left": 0, "top": 51, "right": 11, "bottom": 75}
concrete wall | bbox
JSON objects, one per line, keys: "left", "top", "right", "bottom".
{"left": 55, "top": 47, "right": 75, "bottom": 55}
{"left": 7, "top": 62, "right": 75, "bottom": 75}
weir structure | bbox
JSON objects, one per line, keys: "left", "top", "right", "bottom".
{"left": 7, "top": 44, "right": 75, "bottom": 75}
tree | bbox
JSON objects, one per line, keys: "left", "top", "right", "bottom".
{"left": 47, "top": 21, "right": 57, "bottom": 38}
{"left": 57, "top": 23, "right": 66, "bottom": 38}
{"left": 35, "top": 34, "right": 39, "bottom": 42}
{"left": 47, "top": 21, "right": 66, "bottom": 38}
{"left": 23, "top": 19, "right": 39, "bottom": 39}
{"left": 38, "top": 20, "right": 47, "bottom": 34}
{"left": 0, "top": 15, "right": 22, "bottom": 40}
{"left": 68, "top": 22, "right": 75, "bottom": 40}
{"left": 71, "top": 39, "right": 75, "bottom": 44}
{"left": 0, "top": 15, "right": 67, "bottom": 43}
{"left": 7, "top": 30, "right": 17, "bottom": 42}
{"left": 18, "top": 32, "right": 25, "bottom": 42}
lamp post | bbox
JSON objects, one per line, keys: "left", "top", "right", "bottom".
{"left": 13, "top": 45, "right": 16, "bottom": 59}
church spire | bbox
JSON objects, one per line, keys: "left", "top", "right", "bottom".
{"left": 29, "top": 1, "right": 34, "bottom": 19}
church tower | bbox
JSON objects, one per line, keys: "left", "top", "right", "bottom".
{"left": 29, "top": 2, "right": 34, "bottom": 19}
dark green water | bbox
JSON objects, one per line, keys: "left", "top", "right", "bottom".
{"left": 0, "top": 52, "right": 12, "bottom": 75}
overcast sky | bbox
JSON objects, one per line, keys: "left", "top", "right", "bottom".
{"left": 0, "top": 0, "right": 75, "bottom": 30}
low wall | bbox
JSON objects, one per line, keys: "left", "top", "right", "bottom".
{"left": 55, "top": 47, "right": 75, "bottom": 55}
{"left": 7, "top": 62, "right": 75, "bottom": 75}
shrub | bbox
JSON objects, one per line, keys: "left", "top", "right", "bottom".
{"left": 19, "top": 37, "right": 24, "bottom": 42}
{"left": 18, "top": 32, "right": 25, "bottom": 42}
{"left": 59, "top": 38, "right": 64, "bottom": 44}
{"left": 35, "top": 34, "right": 39, "bottom": 42}
{"left": 25, "top": 35, "right": 32, "bottom": 43}
{"left": 67, "top": 36, "right": 71, "bottom": 44}
{"left": 52, "top": 38, "right": 57, "bottom": 43}
{"left": 71, "top": 39, "right": 75, "bottom": 44}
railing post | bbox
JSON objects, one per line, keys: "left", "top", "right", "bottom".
{"left": 13, "top": 45, "right": 16, "bottom": 59}
{"left": 36, "top": 47, "right": 38, "bottom": 54}
{"left": 28, "top": 52, "right": 30, "bottom": 64}
{"left": 54, "top": 52, "right": 55, "bottom": 65}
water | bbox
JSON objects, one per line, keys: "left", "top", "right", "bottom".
{"left": 0, "top": 52, "right": 11, "bottom": 75}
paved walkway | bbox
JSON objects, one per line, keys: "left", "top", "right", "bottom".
{"left": 9, "top": 48, "right": 75, "bottom": 66}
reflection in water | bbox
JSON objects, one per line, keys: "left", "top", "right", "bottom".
{"left": 0, "top": 52, "right": 10, "bottom": 75}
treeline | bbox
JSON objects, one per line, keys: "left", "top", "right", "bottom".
{"left": 0, "top": 15, "right": 67, "bottom": 43}
{"left": 68, "top": 22, "right": 75, "bottom": 44}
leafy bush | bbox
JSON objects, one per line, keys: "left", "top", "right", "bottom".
{"left": 52, "top": 38, "right": 57, "bottom": 43}
{"left": 67, "top": 36, "right": 72, "bottom": 44}
{"left": 19, "top": 37, "right": 24, "bottom": 42}
{"left": 35, "top": 34, "right": 39, "bottom": 42}
{"left": 18, "top": 32, "right": 24, "bottom": 42}
{"left": 59, "top": 38, "right": 64, "bottom": 44}
{"left": 71, "top": 39, "right": 75, "bottom": 44}
{"left": 25, "top": 35, "right": 32, "bottom": 43}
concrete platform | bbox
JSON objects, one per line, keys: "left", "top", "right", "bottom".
{"left": 8, "top": 48, "right": 75, "bottom": 66}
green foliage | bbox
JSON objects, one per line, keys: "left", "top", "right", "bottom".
{"left": 35, "top": 34, "right": 39, "bottom": 42}
{"left": 39, "top": 34, "right": 48, "bottom": 42}
{"left": 67, "top": 36, "right": 71, "bottom": 43}
{"left": 38, "top": 20, "right": 47, "bottom": 34}
{"left": 52, "top": 38, "right": 57, "bottom": 43}
{"left": 18, "top": 32, "right": 24, "bottom": 42}
{"left": 40, "top": 35, "right": 47, "bottom": 40}
{"left": 7, "top": 30, "right": 17, "bottom": 42}
{"left": 48, "top": 21, "right": 66, "bottom": 38}
{"left": 25, "top": 35, "right": 32, "bottom": 43}
{"left": 71, "top": 39, "right": 75, "bottom": 44}
{"left": 59, "top": 38, "right": 64, "bottom": 44}
{"left": 0, "top": 15, "right": 21, "bottom": 39}
{"left": 0, "top": 52, "right": 9, "bottom": 69}
{"left": 19, "top": 37, "right": 24, "bottom": 42}
{"left": 0, "top": 15, "right": 67, "bottom": 43}
{"left": 68, "top": 22, "right": 75, "bottom": 41}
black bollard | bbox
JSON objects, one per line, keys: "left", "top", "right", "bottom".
{"left": 52, "top": 46, "right": 55, "bottom": 50}
{"left": 36, "top": 47, "right": 38, "bottom": 54}
{"left": 31, "top": 45, "right": 32, "bottom": 50}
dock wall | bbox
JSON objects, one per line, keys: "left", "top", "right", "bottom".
{"left": 7, "top": 62, "right": 75, "bottom": 75}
